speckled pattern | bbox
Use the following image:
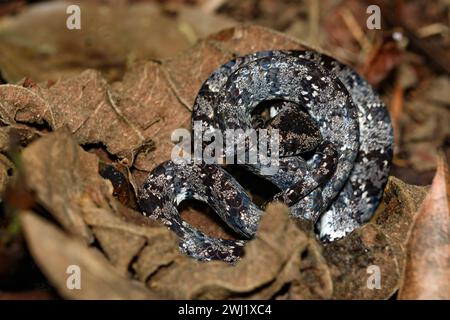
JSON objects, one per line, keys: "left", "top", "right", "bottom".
{"left": 138, "top": 50, "right": 393, "bottom": 263}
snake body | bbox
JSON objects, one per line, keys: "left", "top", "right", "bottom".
{"left": 138, "top": 50, "right": 393, "bottom": 263}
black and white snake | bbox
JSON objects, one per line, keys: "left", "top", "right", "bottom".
{"left": 138, "top": 50, "right": 393, "bottom": 263}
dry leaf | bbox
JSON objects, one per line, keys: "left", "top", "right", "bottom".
{"left": 314, "top": 177, "right": 427, "bottom": 300}
{"left": 374, "top": 176, "right": 428, "bottom": 274}
{"left": 322, "top": 224, "right": 399, "bottom": 299}
{"left": 19, "top": 129, "right": 165, "bottom": 273}
{"left": 21, "top": 129, "right": 98, "bottom": 242}
{"left": 398, "top": 155, "right": 450, "bottom": 299}
{"left": 20, "top": 210, "right": 160, "bottom": 300}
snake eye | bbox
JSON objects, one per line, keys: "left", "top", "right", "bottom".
{"left": 259, "top": 58, "right": 271, "bottom": 70}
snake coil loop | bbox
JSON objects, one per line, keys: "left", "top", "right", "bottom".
{"left": 138, "top": 50, "right": 393, "bottom": 263}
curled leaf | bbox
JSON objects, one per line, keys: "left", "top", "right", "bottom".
{"left": 399, "top": 155, "right": 450, "bottom": 299}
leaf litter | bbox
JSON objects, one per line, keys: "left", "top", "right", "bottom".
{"left": 0, "top": 18, "right": 445, "bottom": 299}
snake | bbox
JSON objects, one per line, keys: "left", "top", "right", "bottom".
{"left": 137, "top": 50, "right": 393, "bottom": 263}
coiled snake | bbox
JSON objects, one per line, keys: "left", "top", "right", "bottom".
{"left": 138, "top": 50, "right": 393, "bottom": 263}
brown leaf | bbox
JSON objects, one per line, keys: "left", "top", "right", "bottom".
{"left": 295, "top": 177, "right": 426, "bottom": 300}
{"left": 374, "top": 177, "right": 428, "bottom": 274}
{"left": 19, "top": 129, "right": 164, "bottom": 278}
{"left": 0, "top": 84, "right": 52, "bottom": 127}
{"left": 398, "top": 155, "right": 450, "bottom": 299}
{"left": 322, "top": 224, "right": 400, "bottom": 299}
{"left": 112, "top": 61, "right": 191, "bottom": 169}
{"left": 34, "top": 70, "right": 148, "bottom": 160}
{"left": 20, "top": 210, "right": 160, "bottom": 300}
{"left": 81, "top": 200, "right": 174, "bottom": 281}
{"left": 274, "top": 239, "right": 333, "bottom": 300}
{"left": 21, "top": 129, "right": 100, "bottom": 242}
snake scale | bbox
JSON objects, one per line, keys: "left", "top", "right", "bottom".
{"left": 138, "top": 50, "right": 393, "bottom": 263}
